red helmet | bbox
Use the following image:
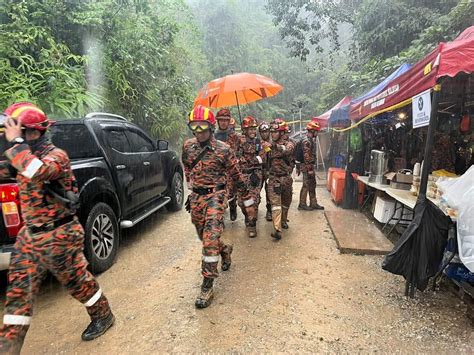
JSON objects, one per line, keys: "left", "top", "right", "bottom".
{"left": 242, "top": 116, "right": 258, "bottom": 129}
{"left": 216, "top": 108, "right": 231, "bottom": 120}
{"left": 189, "top": 105, "right": 216, "bottom": 126}
{"left": 270, "top": 118, "right": 287, "bottom": 132}
{"left": 306, "top": 121, "right": 321, "bottom": 131}
{"left": 3, "top": 102, "right": 53, "bottom": 131}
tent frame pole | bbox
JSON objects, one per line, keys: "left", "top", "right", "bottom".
{"left": 418, "top": 82, "right": 442, "bottom": 200}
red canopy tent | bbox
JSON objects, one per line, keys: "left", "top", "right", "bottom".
{"left": 312, "top": 96, "right": 351, "bottom": 128}
{"left": 350, "top": 26, "right": 474, "bottom": 121}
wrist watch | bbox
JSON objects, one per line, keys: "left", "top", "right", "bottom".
{"left": 10, "top": 137, "right": 25, "bottom": 145}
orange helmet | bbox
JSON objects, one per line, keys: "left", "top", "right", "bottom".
{"left": 270, "top": 118, "right": 287, "bottom": 132}
{"left": 242, "top": 116, "right": 258, "bottom": 129}
{"left": 189, "top": 105, "right": 215, "bottom": 126}
{"left": 306, "top": 121, "right": 321, "bottom": 131}
{"left": 2, "top": 102, "right": 53, "bottom": 131}
{"left": 216, "top": 108, "right": 231, "bottom": 120}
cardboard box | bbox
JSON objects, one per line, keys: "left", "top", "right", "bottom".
{"left": 390, "top": 181, "right": 411, "bottom": 190}
{"left": 385, "top": 171, "right": 413, "bottom": 184}
{"left": 395, "top": 172, "right": 413, "bottom": 184}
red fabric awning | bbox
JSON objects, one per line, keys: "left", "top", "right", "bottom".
{"left": 349, "top": 26, "right": 474, "bottom": 121}
{"left": 312, "top": 96, "right": 351, "bottom": 128}
{"left": 436, "top": 26, "right": 474, "bottom": 79}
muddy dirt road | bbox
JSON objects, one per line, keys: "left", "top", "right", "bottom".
{"left": 3, "top": 182, "right": 473, "bottom": 353}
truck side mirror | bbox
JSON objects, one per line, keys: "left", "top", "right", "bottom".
{"left": 157, "top": 140, "right": 168, "bottom": 151}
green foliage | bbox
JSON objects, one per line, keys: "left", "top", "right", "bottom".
{"left": 0, "top": 1, "right": 103, "bottom": 118}
{"left": 267, "top": 0, "right": 474, "bottom": 113}
{"left": 0, "top": 0, "right": 197, "bottom": 143}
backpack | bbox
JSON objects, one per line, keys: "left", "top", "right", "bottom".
{"left": 294, "top": 139, "right": 304, "bottom": 163}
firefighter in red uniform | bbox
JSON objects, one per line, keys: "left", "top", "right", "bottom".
{"left": 266, "top": 119, "right": 295, "bottom": 240}
{"left": 0, "top": 103, "right": 114, "bottom": 354}
{"left": 258, "top": 122, "right": 273, "bottom": 222}
{"left": 297, "top": 121, "right": 324, "bottom": 210}
{"left": 236, "top": 116, "right": 266, "bottom": 238}
{"left": 214, "top": 108, "right": 240, "bottom": 221}
{"left": 182, "top": 106, "right": 253, "bottom": 308}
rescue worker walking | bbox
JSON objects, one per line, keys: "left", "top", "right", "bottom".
{"left": 236, "top": 117, "right": 266, "bottom": 238}
{"left": 0, "top": 103, "right": 114, "bottom": 354}
{"left": 182, "top": 105, "right": 253, "bottom": 308}
{"left": 258, "top": 122, "right": 273, "bottom": 222}
{"left": 279, "top": 120, "right": 296, "bottom": 229}
{"left": 267, "top": 119, "right": 295, "bottom": 240}
{"left": 297, "top": 121, "right": 325, "bottom": 210}
{"left": 214, "top": 108, "right": 240, "bottom": 221}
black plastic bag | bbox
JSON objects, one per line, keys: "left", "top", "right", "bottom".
{"left": 382, "top": 197, "right": 451, "bottom": 294}
{"left": 342, "top": 170, "right": 359, "bottom": 209}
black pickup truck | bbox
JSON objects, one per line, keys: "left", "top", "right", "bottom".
{"left": 0, "top": 112, "right": 184, "bottom": 273}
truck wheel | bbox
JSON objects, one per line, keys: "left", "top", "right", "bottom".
{"left": 84, "top": 203, "right": 119, "bottom": 274}
{"left": 166, "top": 171, "right": 184, "bottom": 212}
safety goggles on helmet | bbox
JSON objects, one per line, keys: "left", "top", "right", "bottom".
{"left": 188, "top": 121, "right": 211, "bottom": 132}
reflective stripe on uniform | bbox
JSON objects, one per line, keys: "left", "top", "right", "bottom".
{"left": 272, "top": 206, "right": 281, "bottom": 211}
{"left": 202, "top": 255, "right": 219, "bottom": 263}
{"left": 3, "top": 314, "right": 32, "bottom": 326}
{"left": 84, "top": 288, "right": 102, "bottom": 307}
{"left": 21, "top": 158, "right": 43, "bottom": 179}
{"left": 243, "top": 198, "right": 254, "bottom": 207}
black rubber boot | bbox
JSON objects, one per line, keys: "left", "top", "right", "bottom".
{"left": 265, "top": 210, "right": 272, "bottom": 221}
{"left": 298, "top": 204, "right": 312, "bottom": 211}
{"left": 81, "top": 312, "right": 115, "bottom": 341}
{"left": 271, "top": 231, "right": 282, "bottom": 240}
{"left": 221, "top": 245, "right": 233, "bottom": 271}
{"left": 195, "top": 278, "right": 214, "bottom": 309}
{"left": 229, "top": 201, "right": 238, "bottom": 221}
{"left": 310, "top": 203, "right": 325, "bottom": 210}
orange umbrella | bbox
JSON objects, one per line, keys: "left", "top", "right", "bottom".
{"left": 194, "top": 72, "right": 283, "bottom": 123}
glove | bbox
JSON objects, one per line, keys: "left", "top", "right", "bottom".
{"left": 185, "top": 196, "right": 191, "bottom": 213}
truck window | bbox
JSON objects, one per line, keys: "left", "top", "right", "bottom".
{"left": 125, "top": 130, "right": 155, "bottom": 153}
{"left": 106, "top": 129, "right": 132, "bottom": 153}
{"left": 51, "top": 124, "right": 101, "bottom": 159}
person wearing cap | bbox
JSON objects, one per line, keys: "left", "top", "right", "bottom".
{"left": 258, "top": 122, "right": 272, "bottom": 221}
{"left": 214, "top": 108, "right": 240, "bottom": 221}
{"left": 266, "top": 118, "right": 295, "bottom": 240}
{"left": 0, "top": 103, "right": 114, "bottom": 353}
{"left": 182, "top": 105, "right": 253, "bottom": 308}
{"left": 236, "top": 116, "right": 268, "bottom": 238}
{"left": 297, "top": 121, "right": 324, "bottom": 211}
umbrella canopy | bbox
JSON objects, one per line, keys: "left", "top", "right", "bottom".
{"left": 194, "top": 72, "right": 283, "bottom": 108}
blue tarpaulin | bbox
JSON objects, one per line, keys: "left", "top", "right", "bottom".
{"left": 329, "top": 63, "right": 412, "bottom": 126}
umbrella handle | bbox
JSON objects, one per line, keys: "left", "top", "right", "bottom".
{"left": 235, "top": 91, "right": 242, "bottom": 125}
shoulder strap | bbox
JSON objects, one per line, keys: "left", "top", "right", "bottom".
{"left": 190, "top": 146, "right": 211, "bottom": 171}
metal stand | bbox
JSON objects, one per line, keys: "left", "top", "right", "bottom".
{"left": 315, "top": 135, "right": 326, "bottom": 174}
